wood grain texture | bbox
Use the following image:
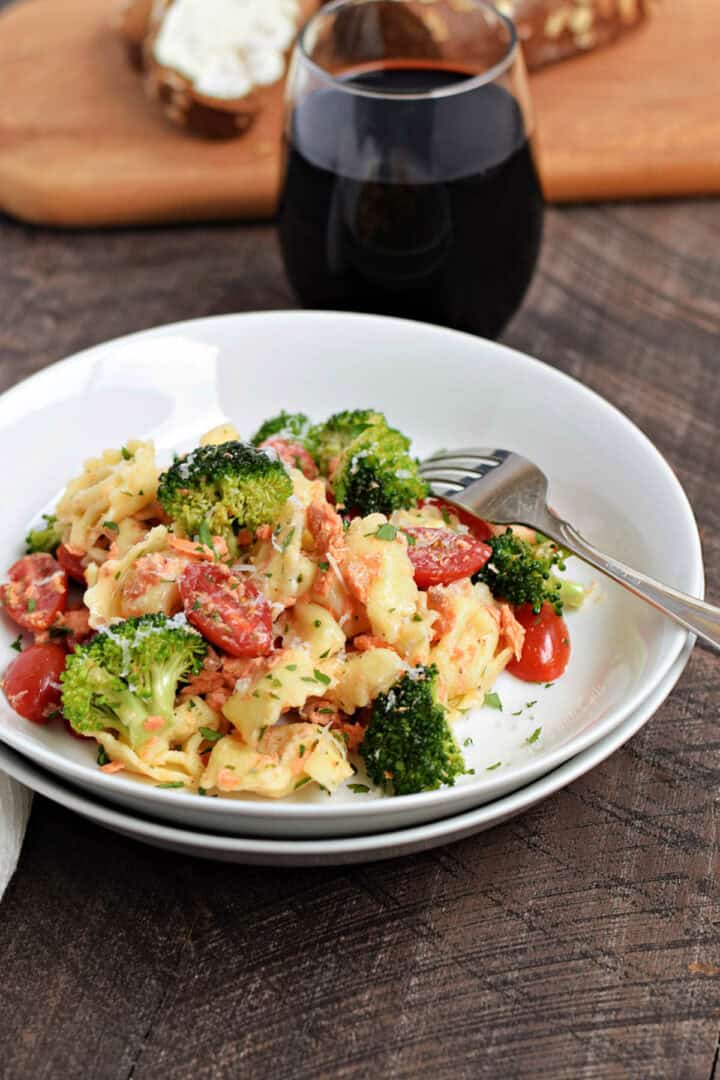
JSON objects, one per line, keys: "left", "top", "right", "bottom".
{"left": 1, "top": 0, "right": 719, "bottom": 227}
{"left": 0, "top": 193, "right": 719, "bottom": 1076}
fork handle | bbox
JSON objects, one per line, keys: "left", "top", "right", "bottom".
{"left": 536, "top": 513, "right": 719, "bottom": 653}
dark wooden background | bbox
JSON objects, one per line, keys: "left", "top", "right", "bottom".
{"left": 0, "top": 136, "right": 719, "bottom": 1080}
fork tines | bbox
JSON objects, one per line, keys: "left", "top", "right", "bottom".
{"left": 419, "top": 448, "right": 507, "bottom": 491}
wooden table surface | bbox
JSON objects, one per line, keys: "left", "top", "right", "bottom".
{"left": 0, "top": 195, "right": 718, "bottom": 1077}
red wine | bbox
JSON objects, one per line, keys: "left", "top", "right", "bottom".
{"left": 278, "top": 64, "right": 544, "bottom": 339}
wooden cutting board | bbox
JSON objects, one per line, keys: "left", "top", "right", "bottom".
{"left": 0, "top": 0, "right": 718, "bottom": 226}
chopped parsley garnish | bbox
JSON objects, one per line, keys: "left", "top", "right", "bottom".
{"left": 97, "top": 745, "right": 111, "bottom": 766}
{"left": 26, "top": 598, "right": 37, "bottom": 613}
{"left": 49, "top": 626, "right": 71, "bottom": 639}
{"left": 367, "top": 522, "right": 397, "bottom": 542}
{"left": 103, "top": 520, "right": 119, "bottom": 532}
{"left": 156, "top": 781, "right": 186, "bottom": 789}
{"left": 486, "top": 761, "right": 502, "bottom": 771}
{"left": 525, "top": 700, "right": 538, "bottom": 709}
{"left": 298, "top": 744, "right": 305, "bottom": 757}
{"left": 318, "top": 561, "right": 330, "bottom": 572}
{"left": 348, "top": 783, "right": 370, "bottom": 794}
{"left": 198, "top": 519, "right": 213, "bottom": 549}
{"left": 401, "top": 530, "right": 417, "bottom": 546}
{"left": 294, "top": 777, "right": 311, "bottom": 790}
{"left": 317, "top": 707, "right": 334, "bottom": 715}
{"left": 412, "top": 614, "right": 423, "bottom": 622}
{"left": 192, "top": 599, "right": 201, "bottom": 611}
{"left": 285, "top": 664, "right": 297, "bottom": 671}
{"left": 463, "top": 737, "right": 473, "bottom": 747}
{"left": 199, "top": 727, "right": 223, "bottom": 743}
{"left": 121, "top": 446, "right": 132, "bottom": 460}
{"left": 313, "top": 619, "right": 321, "bottom": 628}
{"left": 318, "top": 649, "right": 330, "bottom": 660}
{"left": 10, "top": 635, "right": 23, "bottom": 652}
{"left": 526, "top": 726, "right": 542, "bottom": 745}
{"left": 281, "top": 526, "right": 296, "bottom": 552}
{"left": 313, "top": 668, "right": 331, "bottom": 686}
{"left": 484, "top": 691, "right": 502, "bottom": 711}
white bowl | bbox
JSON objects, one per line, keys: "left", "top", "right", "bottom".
{"left": 0, "top": 637, "right": 694, "bottom": 865}
{"left": 0, "top": 311, "right": 703, "bottom": 837}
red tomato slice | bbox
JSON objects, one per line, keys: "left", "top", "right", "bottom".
{"left": 403, "top": 527, "right": 492, "bottom": 589}
{"left": 507, "top": 602, "right": 571, "bottom": 683}
{"left": 1, "top": 554, "right": 68, "bottom": 632}
{"left": 57, "top": 544, "right": 88, "bottom": 584}
{"left": 259, "top": 437, "right": 319, "bottom": 480}
{"left": 179, "top": 562, "right": 273, "bottom": 658}
{"left": 2, "top": 642, "right": 66, "bottom": 723}
{"left": 421, "top": 498, "right": 493, "bottom": 542}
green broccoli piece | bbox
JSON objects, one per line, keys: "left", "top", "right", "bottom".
{"left": 251, "top": 411, "right": 313, "bottom": 447}
{"left": 333, "top": 426, "right": 428, "bottom": 516}
{"left": 361, "top": 664, "right": 466, "bottom": 795}
{"left": 307, "top": 409, "right": 386, "bottom": 474}
{"left": 25, "top": 514, "right": 62, "bottom": 555}
{"left": 157, "top": 441, "right": 292, "bottom": 551}
{"left": 474, "top": 529, "right": 567, "bottom": 615}
{"left": 61, "top": 613, "right": 208, "bottom": 749}
{"left": 309, "top": 409, "right": 428, "bottom": 515}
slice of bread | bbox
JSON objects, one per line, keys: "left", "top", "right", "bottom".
{"left": 139, "top": 0, "right": 299, "bottom": 140}
{"left": 496, "top": 0, "right": 652, "bottom": 70}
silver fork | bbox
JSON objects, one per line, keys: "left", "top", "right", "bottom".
{"left": 419, "top": 447, "right": 719, "bottom": 652}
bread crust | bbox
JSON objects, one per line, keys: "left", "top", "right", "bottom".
{"left": 118, "top": 0, "right": 155, "bottom": 71}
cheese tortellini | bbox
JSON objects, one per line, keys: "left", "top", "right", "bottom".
{"left": 56, "top": 439, "right": 159, "bottom": 553}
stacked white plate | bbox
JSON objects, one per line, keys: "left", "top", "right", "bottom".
{"left": 0, "top": 312, "right": 703, "bottom": 865}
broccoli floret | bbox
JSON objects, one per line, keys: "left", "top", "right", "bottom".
{"left": 331, "top": 425, "right": 428, "bottom": 516}
{"left": 307, "top": 409, "right": 386, "bottom": 474}
{"left": 361, "top": 664, "right": 466, "bottom": 795}
{"left": 251, "top": 411, "right": 313, "bottom": 447}
{"left": 308, "top": 409, "right": 427, "bottom": 515}
{"left": 157, "top": 441, "right": 292, "bottom": 551}
{"left": 25, "top": 514, "right": 62, "bottom": 555}
{"left": 61, "top": 613, "right": 208, "bottom": 748}
{"left": 474, "top": 529, "right": 566, "bottom": 614}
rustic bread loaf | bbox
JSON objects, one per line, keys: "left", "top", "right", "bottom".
{"left": 495, "top": 0, "right": 652, "bottom": 70}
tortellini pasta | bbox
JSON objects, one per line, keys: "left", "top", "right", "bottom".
{"left": 201, "top": 722, "right": 353, "bottom": 797}
{"left": 56, "top": 439, "right": 159, "bottom": 552}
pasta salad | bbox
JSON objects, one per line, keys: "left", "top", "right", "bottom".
{"left": 1, "top": 409, "right": 583, "bottom": 799}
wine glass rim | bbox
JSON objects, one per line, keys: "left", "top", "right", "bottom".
{"left": 296, "top": 0, "right": 519, "bottom": 101}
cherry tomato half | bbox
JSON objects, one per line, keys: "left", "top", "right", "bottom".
{"left": 421, "top": 498, "right": 493, "bottom": 542}
{"left": 403, "top": 527, "right": 492, "bottom": 589}
{"left": 2, "top": 642, "right": 66, "bottom": 723}
{"left": 259, "top": 437, "right": 319, "bottom": 480}
{"left": 179, "top": 562, "right": 273, "bottom": 658}
{"left": 507, "top": 602, "right": 571, "bottom": 683}
{"left": 1, "top": 554, "right": 68, "bottom": 632}
{"left": 57, "top": 544, "right": 88, "bottom": 584}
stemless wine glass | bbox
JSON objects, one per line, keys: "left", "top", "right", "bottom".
{"left": 278, "top": 0, "right": 543, "bottom": 339}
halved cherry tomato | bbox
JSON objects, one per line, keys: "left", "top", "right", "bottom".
{"left": 2, "top": 642, "right": 66, "bottom": 723}
{"left": 421, "top": 497, "right": 493, "bottom": 542}
{"left": 507, "top": 602, "right": 571, "bottom": 683}
{"left": 403, "top": 527, "right": 492, "bottom": 589}
{"left": 57, "top": 544, "right": 88, "bottom": 584}
{"left": 259, "top": 437, "right": 319, "bottom": 480}
{"left": 179, "top": 562, "right": 273, "bottom": 657}
{"left": 1, "top": 554, "right": 68, "bottom": 632}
